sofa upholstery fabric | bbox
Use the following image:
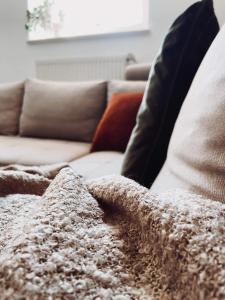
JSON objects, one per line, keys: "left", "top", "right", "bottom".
{"left": 151, "top": 24, "right": 225, "bottom": 203}
{"left": 20, "top": 79, "right": 107, "bottom": 143}
{"left": 0, "top": 136, "right": 90, "bottom": 166}
{"left": 125, "top": 63, "right": 151, "bottom": 81}
{"left": 107, "top": 80, "right": 146, "bottom": 101}
{"left": 0, "top": 81, "right": 24, "bottom": 135}
{"left": 121, "top": 0, "right": 219, "bottom": 187}
{"left": 70, "top": 151, "right": 123, "bottom": 178}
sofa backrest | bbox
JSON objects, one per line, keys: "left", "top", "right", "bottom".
{"left": 20, "top": 79, "right": 107, "bottom": 143}
{"left": 0, "top": 81, "right": 24, "bottom": 136}
{"left": 0, "top": 63, "right": 148, "bottom": 141}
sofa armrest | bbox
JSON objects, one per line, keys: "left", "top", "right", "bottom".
{"left": 125, "top": 63, "right": 151, "bottom": 81}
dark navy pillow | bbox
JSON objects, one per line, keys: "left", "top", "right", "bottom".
{"left": 121, "top": 0, "right": 219, "bottom": 187}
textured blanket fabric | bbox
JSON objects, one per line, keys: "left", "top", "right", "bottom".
{"left": 0, "top": 168, "right": 224, "bottom": 299}
{"left": 0, "top": 163, "right": 68, "bottom": 196}
{"left": 88, "top": 176, "right": 225, "bottom": 300}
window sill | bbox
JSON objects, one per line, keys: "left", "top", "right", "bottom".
{"left": 27, "top": 27, "right": 151, "bottom": 45}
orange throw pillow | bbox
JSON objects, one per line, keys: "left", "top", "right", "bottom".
{"left": 91, "top": 92, "right": 143, "bottom": 153}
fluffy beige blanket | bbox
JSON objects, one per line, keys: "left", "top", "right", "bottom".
{"left": 0, "top": 166, "right": 224, "bottom": 300}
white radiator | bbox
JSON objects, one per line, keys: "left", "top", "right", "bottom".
{"left": 36, "top": 54, "right": 136, "bottom": 81}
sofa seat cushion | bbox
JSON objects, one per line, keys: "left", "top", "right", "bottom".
{"left": 0, "top": 136, "right": 91, "bottom": 166}
{"left": 70, "top": 151, "right": 123, "bottom": 179}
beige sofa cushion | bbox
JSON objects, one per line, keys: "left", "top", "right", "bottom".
{"left": 107, "top": 80, "right": 146, "bottom": 101}
{"left": 151, "top": 25, "right": 225, "bottom": 203}
{"left": 20, "top": 79, "right": 107, "bottom": 142}
{"left": 0, "top": 136, "right": 90, "bottom": 166}
{"left": 70, "top": 151, "right": 124, "bottom": 179}
{"left": 0, "top": 81, "right": 24, "bottom": 135}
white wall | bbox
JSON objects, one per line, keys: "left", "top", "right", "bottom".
{"left": 0, "top": 0, "right": 224, "bottom": 83}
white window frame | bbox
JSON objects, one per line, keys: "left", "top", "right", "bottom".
{"left": 27, "top": 0, "right": 150, "bottom": 43}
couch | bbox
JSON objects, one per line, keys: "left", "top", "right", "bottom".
{"left": 0, "top": 63, "right": 150, "bottom": 178}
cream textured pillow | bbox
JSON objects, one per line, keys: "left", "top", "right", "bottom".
{"left": 107, "top": 80, "right": 146, "bottom": 101}
{"left": 20, "top": 79, "right": 107, "bottom": 143}
{"left": 0, "top": 81, "right": 24, "bottom": 135}
{"left": 151, "top": 25, "right": 225, "bottom": 203}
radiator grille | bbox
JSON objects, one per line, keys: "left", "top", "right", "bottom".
{"left": 36, "top": 55, "right": 135, "bottom": 81}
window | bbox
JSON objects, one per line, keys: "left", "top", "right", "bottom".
{"left": 26, "top": 0, "right": 149, "bottom": 41}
